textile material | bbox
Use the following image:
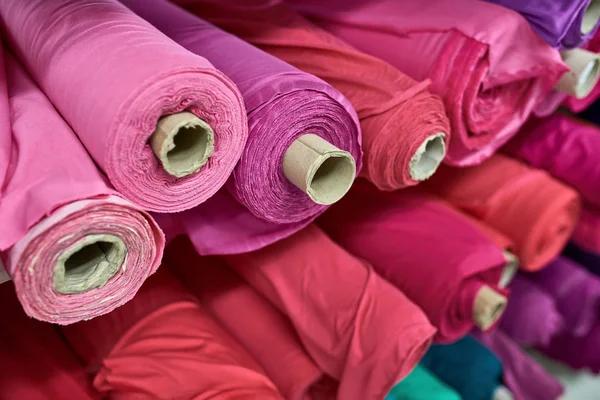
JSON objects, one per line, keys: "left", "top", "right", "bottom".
{"left": 319, "top": 181, "right": 506, "bottom": 343}
{"left": 564, "top": 241, "right": 600, "bottom": 277}
{"left": 286, "top": 0, "right": 567, "bottom": 166}
{"left": 0, "top": 0, "right": 248, "bottom": 212}
{"left": 473, "top": 330, "right": 565, "bottom": 400}
{"left": 123, "top": 0, "right": 361, "bottom": 224}
{"left": 571, "top": 206, "right": 600, "bottom": 254}
{"left": 386, "top": 365, "right": 460, "bottom": 400}
{"left": 0, "top": 52, "right": 164, "bottom": 324}
{"left": 172, "top": 0, "right": 449, "bottom": 191}
{"left": 165, "top": 236, "right": 328, "bottom": 400}
{"left": 424, "top": 154, "right": 581, "bottom": 271}
{"left": 61, "top": 269, "right": 284, "bottom": 400}
{"left": 0, "top": 283, "right": 100, "bottom": 400}
{"left": 540, "top": 322, "right": 600, "bottom": 373}
{"left": 224, "top": 224, "right": 436, "bottom": 400}
{"left": 420, "top": 335, "right": 503, "bottom": 400}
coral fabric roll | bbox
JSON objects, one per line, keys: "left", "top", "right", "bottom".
{"left": 224, "top": 224, "right": 436, "bottom": 400}
{"left": 0, "top": 0, "right": 248, "bottom": 213}
{"left": 564, "top": 242, "right": 600, "bottom": 276}
{"left": 287, "top": 0, "right": 567, "bottom": 166}
{"left": 0, "top": 52, "right": 164, "bottom": 324}
{"left": 124, "top": 0, "right": 361, "bottom": 223}
{"left": 61, "top": 269, "right": 283, "bottom": 400}
{"left": 571, "top": 206, "right": 600, "bottom": 253}
{"left": 424, "top": 154, "right": 581, "bottom": 271}
{"left": 319, "top": 181, "right": 506, "bottom": 342}
{"left": 164, "top": 236, "right": 327, "bottom": 400}
{"left": 0, "top": 283, "right": 100, "bottom": 400}
{"left": 172, "top": 0, "right": 449, "bottom": 191}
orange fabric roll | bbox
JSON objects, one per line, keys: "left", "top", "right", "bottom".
{"left": 424, "top": 154, "right": 581, "bottom": 271}
{"left": 173, "top": 0, "right": 450, "bottom": 190}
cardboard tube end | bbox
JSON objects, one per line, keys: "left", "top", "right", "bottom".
{"left": 53, "top": 235, "right": 127, "bottom": 295}
{"left": 556, "top": 49, "right": 600, "bottom": 98}
{"left": 409, "top": 132, "right": 446, "bottom": 181}
{"left": 499, "top": 251, "right": 519, "bottom": 288}
{"left": 151, "top": 112, "right": 215, "bottom": 178}
{"left": 283, "top": 134, "right": 356, "bottom": 205}
{"left": 473, "top": 285, "right": 507, "bottom": 331}
{"left": 582, "top": 0, "right": 600, "bottom": 34}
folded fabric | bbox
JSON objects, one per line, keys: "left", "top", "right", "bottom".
{"left": 0, "top": 0, "right": 248, "bottom": 212}
{"left": 539, "top": 322, "right": 600, "bottom": 373}
{"left": 571, "top": 206, "right": 600, "bottom": 254}
{"left": 0, "top": 52, "right": 164, "bottom": 324}
{"left": 0, "top": 39, "right": 10, "bottom": 199}
{"left": 0, "top": 283, "right": 101, "bottom": 400}
{"left": 564, "top": 241, "right": 600, "bottom": 276}
{"left": 386, "top": 365, "right": 460, "bottom": 400}
{"left": 420, "top": 335, "right": 504, "bottom": 400}
{"left": 224, "top": 224, "right": 436, "bottom": 400}
{"left": 172, "top": 0, "right": 449, "bottom": 191}
{"left": 319, "top": 181, "right": 507, "bottom": 342}
{"left": 165, "top": 236, "right": 329, "bottom": 400}
{"left": 61, "top": 269, "right": 284, "bottom": 399}
{"left": 473, "top": 330, "right": 565, "bottom": 400}
{"left": 424, "top": 154, "right": 581, "bottom": 271}
{"left": 287, "top": 0, "right": 567, "bottom": 166}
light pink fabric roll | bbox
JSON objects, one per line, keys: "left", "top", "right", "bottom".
{"left": 0, "top": 52, "right": 164, "bottom": 324}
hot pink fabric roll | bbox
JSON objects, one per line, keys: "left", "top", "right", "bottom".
{"left": 0, "top": 52, "right": 164, "bottom": 324}
{"left": 288, "top": 0, "right": 567, "bottom": 166}
{"left": 165, "top": 236, "right": 330, "bottom": 400}
{"left": 224, "top": 224, "right": 436, "bottom": 400}
{"left": 0, "top": 40, "right": 10, "bottom": 198}
{"left": 319, "top": 181, "right": 506, "bottom": 342}
{"left": 0, "top": 0, "right": 248, "bottom": 212}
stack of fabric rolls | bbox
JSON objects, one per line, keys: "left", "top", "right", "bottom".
{"left": 0, "top": 0, "right": 599, "bottom": 399}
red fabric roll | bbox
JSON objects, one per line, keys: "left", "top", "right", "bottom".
{"left": 165, "top": 236, "right": 329, "bottom": 400}
{"left": 61, "top": 269, "right": 283, "bottom": 399}
{"left": 0, "top": 283, "right": 100, "bottom": 400}
{"left": 224, "top": 224, "right": 435, "bottom": 400}
{"left": 319, "top": 181, "right": 506, "bottom": 342}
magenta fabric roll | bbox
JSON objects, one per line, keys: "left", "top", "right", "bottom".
{"left": 540, "top": 322, "right": 600, "bottom": 373}
{"left": 0, "top": 0, "right": 248, "bottom": 212}
{"left": 0, "top": 51, "right": 164, "bottom": 324}
{"left": 319, "top": 181, "right": 506, "bottom": 343}
{"left": 123, "top": 0, "right": 361, "bottom": 224}
{"left": 571, "top": 206, "right": 600, "bottom": 253}
{"left": 288, "top": 0, "right": 566, "bottom": 166}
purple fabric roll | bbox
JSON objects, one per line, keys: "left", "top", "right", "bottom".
{"left": 484, "top": 0, "right": 600, "bottom": 48}
{"left": 500, "top": 275, "right": 564, "bottom": 347}
{"left": 564, "top": 242, "right": 600, "bottom": 277}
{"left": 540, "top": 322, "right": 600, "bottom": 373}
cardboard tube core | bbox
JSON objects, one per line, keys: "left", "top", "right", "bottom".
{"left": 556, "top": 49, "right": 600, "bottom": 98}
{"left": 283, "top": 134, "right": 356, "bottom": 205}
{"left": 582, "top": 0, "right": 600, "bottom": 34}
{"left": 473, "top": 285, "right": 507, "bottom": 331}
{"left": 409, "top": 132, "right": 446, "bottom": 181}
{"left": 53, "top": 234, "right": 127, "bottom": 295}
{"left": 150, "top": 112, "right": 215, "bottom": 178}
{"left": 499, "top": 251, "right": 519, "bottom": 289}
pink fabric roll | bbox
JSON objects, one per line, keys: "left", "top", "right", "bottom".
{"left": 0, "top": 51, "right": 164, "bottom": 324}
{"left": 165, "top": 237, "right": 330, "bottom": 400}
{"left": 224, "top": 224, "right": 436, "bottom": 400}
{"left": 319, "top": 181, "right": 506, "bottom": 343}
{"left": 0, "top": 0, "right": 248, "bottom": 212}
{"left": 288, "top": 0, "right": 567, "bottom": 166}
{"left": 572, "top": 206, "right": 600, "bottom": 253}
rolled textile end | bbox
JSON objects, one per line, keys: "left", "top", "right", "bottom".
{"left": 283, "top": 134, "right": 356, "bottom": 205}
{"left": 583, "top": 0, "right": 600, "bottom": 34}
{"left": 473, "top": 285, "right": 507, "bottom": 331}
{"left": 493, "top": 385, "right": 514, "bottom": 400}
{"left": 499, "top": 251, "right": 519, "bottom": 289}
{"left": 150, "top": 112, "right": 215, "bottom": 178}
{"left": 555, "top": 49, "right": 600, "bottom": 98}
{"left": 409, "top": 132, "right": 446, "bottom": 181}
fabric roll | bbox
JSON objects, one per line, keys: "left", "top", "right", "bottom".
{"left": 473, "top": 331, "right": 565, "bottom": 400}
{"left": 424, "top": 154, "right": 581, "bottom": 271}
{"left": 578, "top": 86, "right": 600, "bottom": 124}
{"left": 540, "top": 322, "right": 600, "bottom": 373}
{"left": 0, "top": 0, "right": 248, "bottom": 212}
{"left": 420, "top": 335, "right": 504, "bottom": 400}
{"left": 164, "top": 236, "right": 329, "bottom": 400}
{"left": 319, "top": 181, "right": 507, "bottom": 343}
{"left": 61, "top": 269, "right": 284, "bottom": 399}
{"left": 564, "top": 242, "right": 600, "bottom": 276}
{"left": 571, "top": 206, "right": 600, "bottom": 254}
{"left": 499, "top": 275, "right": 564, "bottom": 347}
{"left": 172, "top": 0, "right": 449, "bottom": 191}
{"left": 224, "top": 224, "right": 436, "bottom": 400}
{"left": 0, "top": 283, "right": 100, "bottom": 400}
{"left": 0, "top": 52, "right": 164, "bottom": 324}
{"left": 287, "top": 0, "right": 567, "bottom": 166}
{"left": 386, "top": 365, "right": 460, "bottom": 400}
{"left": 123, "top": 0, "right": 361, "bottom": 223}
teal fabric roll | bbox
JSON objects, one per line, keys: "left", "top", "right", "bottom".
{"left": 386, "top": 365, "right": 460, "bottom": 400}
